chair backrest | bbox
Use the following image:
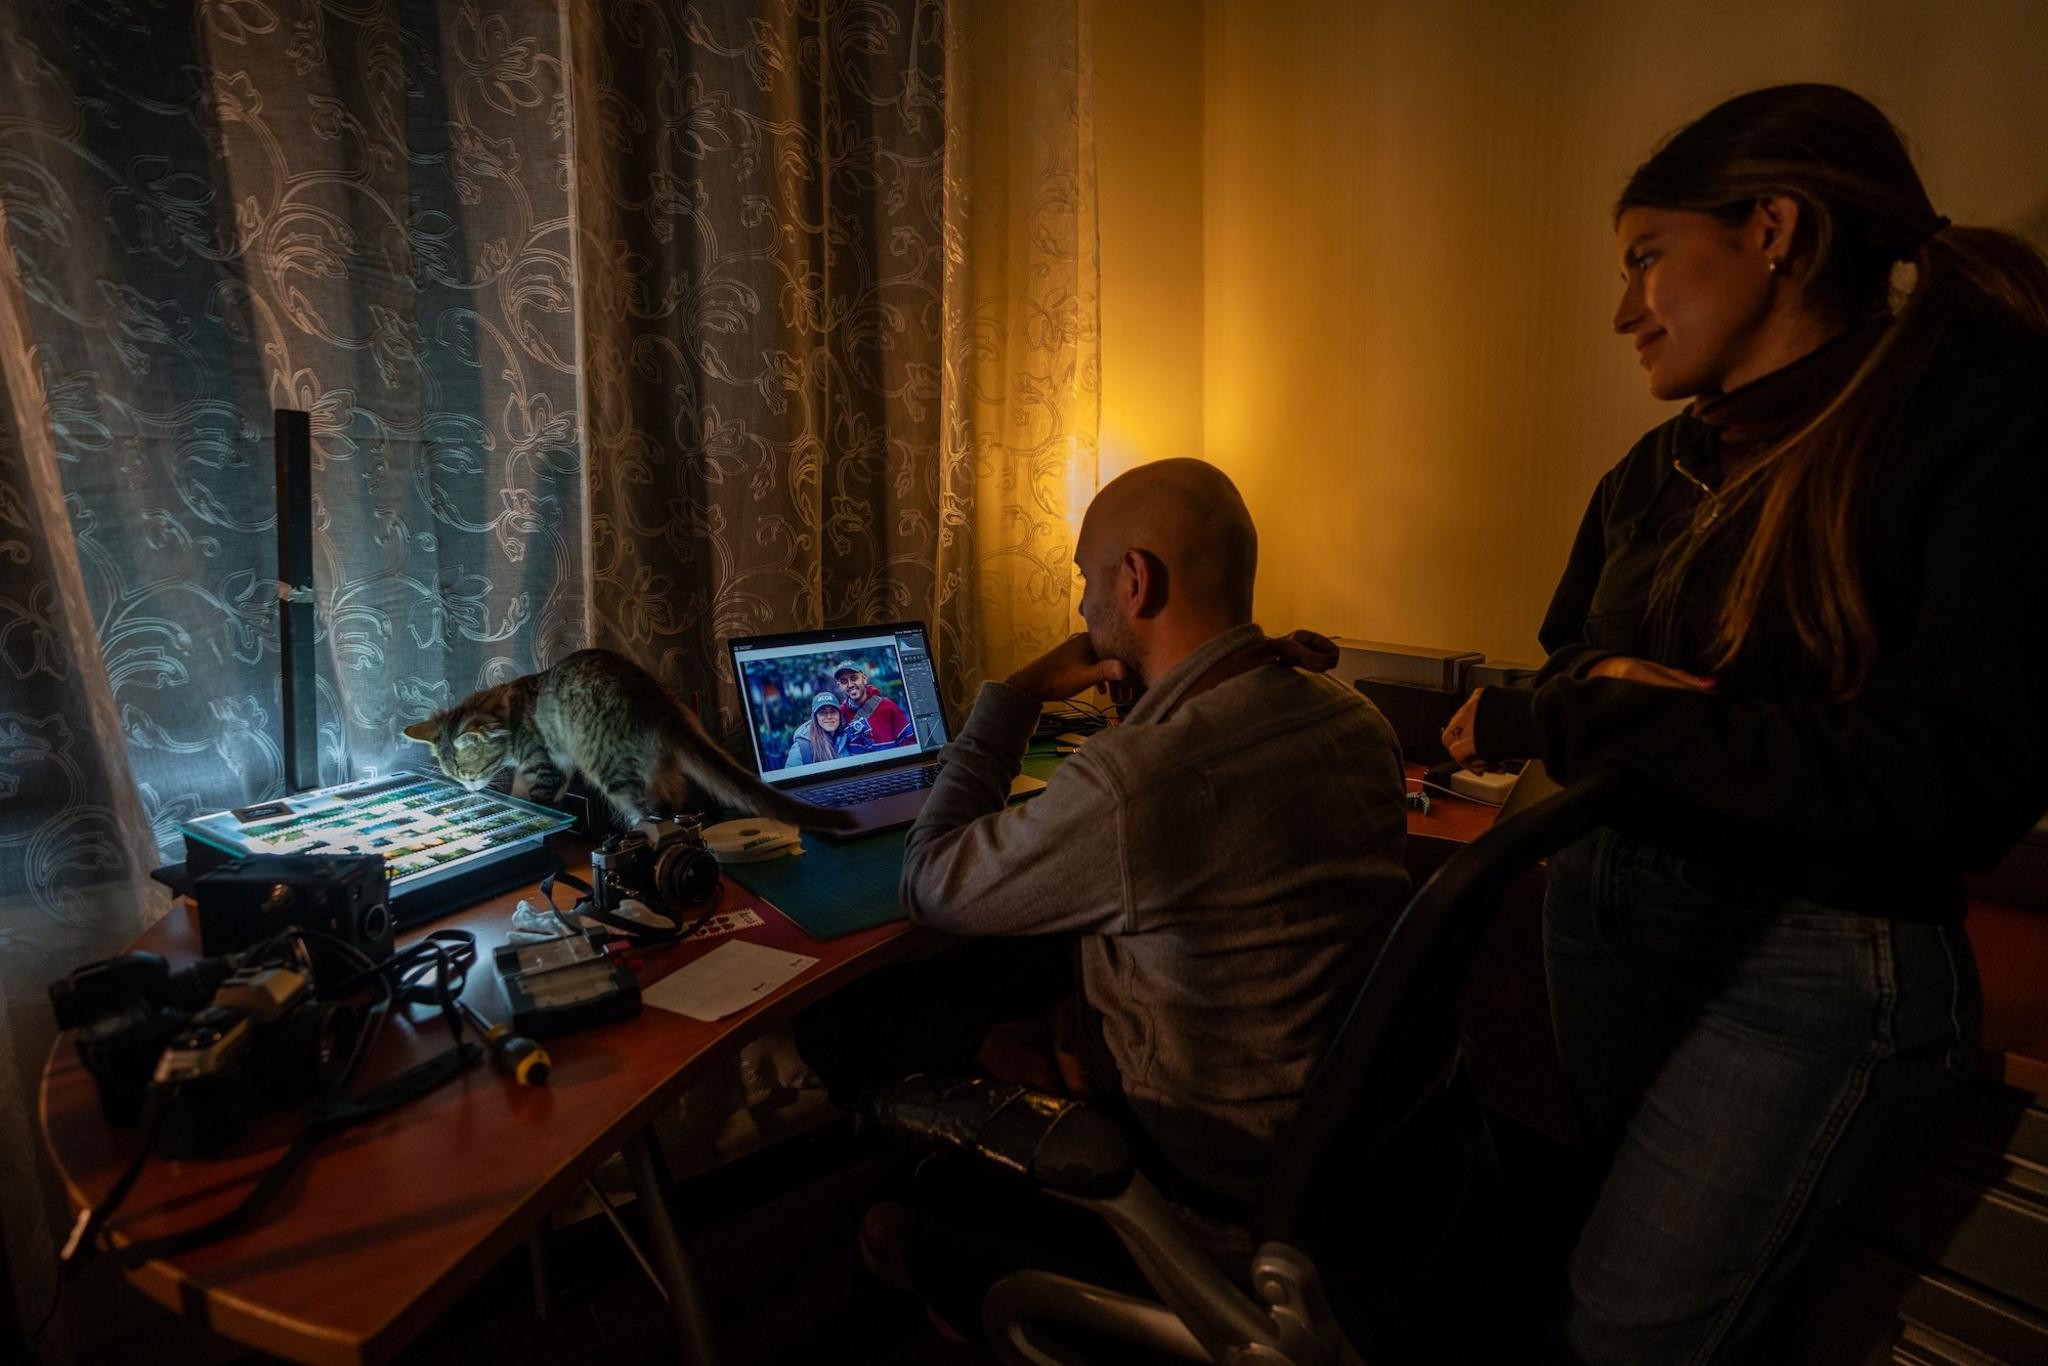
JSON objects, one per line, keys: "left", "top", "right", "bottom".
{"left": 1254, "top": 768, "right": 1633, "bottom": 1245}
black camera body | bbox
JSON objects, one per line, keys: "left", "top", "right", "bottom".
{"left": 194, "top": 853, "right": 393, "bottom": 983}
{"left": 588, "top": 818, "right": 719, "bottom": 918}
{"left": 51, "top": 949, "right": 228, "bottom": 1032}
{"left": 54, "top": 955, "right": 359, "bottom": 1157}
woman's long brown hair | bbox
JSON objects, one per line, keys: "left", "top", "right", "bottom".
{"left": 1622, "top": 84, "right": 2048, "bottom": 698}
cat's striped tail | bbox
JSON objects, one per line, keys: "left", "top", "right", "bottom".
{"left": 678, "top": 727, "right": 861, "bottom": 833}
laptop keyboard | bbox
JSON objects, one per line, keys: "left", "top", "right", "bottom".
{"left": 807, "top": 764, "right": 940, "bottom": 808}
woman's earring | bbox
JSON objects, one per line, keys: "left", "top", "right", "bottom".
{"left": 1766, "top": 258, "right": 1782, "bottom": 276}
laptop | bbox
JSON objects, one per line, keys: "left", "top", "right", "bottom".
{"left": 727, "top": 620, "right": 1046, "bottom": 836}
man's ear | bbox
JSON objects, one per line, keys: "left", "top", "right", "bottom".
{"left": 1124, "top": 548, "right": 1169, "bottom": 619}
{"left": 402, "top": 718, "right": 439, "bottom": 745}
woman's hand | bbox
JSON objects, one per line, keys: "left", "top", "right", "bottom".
{"left": 1269, "top": 629, "right": 1340, "bottom": 673}
{"left": 1442, "top": 689, "right": 1487, "bottom": 772}
{"left": 1587, "top": 656, "right": 1717, "bottom": 691}
{"left": 1443, "top": 656, "right": 1715, "bottom": 774}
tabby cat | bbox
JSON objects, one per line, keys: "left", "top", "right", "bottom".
{"left": 402, "top": 649, "right": 853, "bottom": 832}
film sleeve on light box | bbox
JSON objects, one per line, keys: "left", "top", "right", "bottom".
{"left": 640, "top": 940, "right": 819, "bottom": 1022}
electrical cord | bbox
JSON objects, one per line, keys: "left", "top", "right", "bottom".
{"left": 63, "top": 925, "right": 482, "bottom": 1275}
{"left": 1027, "top": 701, "right": 1100, "bottom": 733}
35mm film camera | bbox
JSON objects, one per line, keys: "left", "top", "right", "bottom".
{"left": 587, "top": 817, "right": 720, "bottom": 921}
{"left": 51, "top": 852, "right": 392, "bottom": 1158}
{"left": 53, "top": 952, "right": 358, "bottom": 1157}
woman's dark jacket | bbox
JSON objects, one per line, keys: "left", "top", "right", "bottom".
{"left": 1478, "top": 317, "right": 2048, "bottom": 920}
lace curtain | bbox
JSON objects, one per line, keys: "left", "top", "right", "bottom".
{"left": 0, "top": 0, "right": 1095, "bottom": 1350}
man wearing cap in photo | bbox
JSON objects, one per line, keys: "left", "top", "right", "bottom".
{"left": 832, "top": 659, "right": 913, "bottom": 752}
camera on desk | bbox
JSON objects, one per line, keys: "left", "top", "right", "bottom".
{"left": 194, "top": 852, "right": 393, "bottom": 988}
{"left": 52, "top": 955, "right": 359, "bottom": 1157}
{"left": 588, "top": 816, "right": 719, "bottom": 917}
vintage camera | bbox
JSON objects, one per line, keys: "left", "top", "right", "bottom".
{"left": 51, "top": 949, "right": 230, "bottom": 1034}
{"left": 194, "top": 853, "right": 393, "bottom": 986}
{"left": 54, "top": 955, "right": 359, "bottom": 1157}
{"left": 588, "top": 817, "right": 720, "bottom": 918}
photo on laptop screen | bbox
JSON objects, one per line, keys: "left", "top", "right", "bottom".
{"left": 733, "top": 627, "right": 950, "bottom": 784}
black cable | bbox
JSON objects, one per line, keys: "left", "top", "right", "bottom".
{"left": 1037, "top": 697, "right": 1110, "bottom": 730}
{"left": 74, "top": 925, "right": 481, "bottom": 1272}
{"left": 60, "top": 1088, "right": 174, "bottom": 1278}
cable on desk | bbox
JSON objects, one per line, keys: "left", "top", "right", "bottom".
{"left": 63, "top": 926, "right": 486, "bottom": 1274}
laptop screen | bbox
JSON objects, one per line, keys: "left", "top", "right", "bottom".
{"left": 730, "top": 622, "right": 951, "bottom": 786}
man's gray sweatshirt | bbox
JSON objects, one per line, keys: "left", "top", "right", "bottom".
{"left": 900, "top": 623, "right": 1410, "bottom": 1207}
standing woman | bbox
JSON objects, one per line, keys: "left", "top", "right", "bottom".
{"left": 1442, "top": 84, "right": 2048, "bottom": 1363}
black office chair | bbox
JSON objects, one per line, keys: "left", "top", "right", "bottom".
{"left": 864, "top": 768, "right": 1631, "bottom": 1365}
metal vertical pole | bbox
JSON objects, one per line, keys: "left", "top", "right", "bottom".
{"left": 622, "top": 1131, "right": 719, "bottom": 1364}
{"left": 275, "top": 409, "right": 317, "bottom": 793}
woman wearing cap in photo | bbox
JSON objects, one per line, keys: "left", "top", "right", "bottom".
{"left": 783, "top": 692, "right": 847, "bottom": 769}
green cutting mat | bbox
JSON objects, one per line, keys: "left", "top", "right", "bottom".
{"left": 725, "top": 826, "right": 910, "bottom": 940}
{"left": 725, "top": 753, "right": 1065, "bottom": 941}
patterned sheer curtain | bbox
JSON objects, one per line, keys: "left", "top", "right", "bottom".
{"left": 0, "top": 0, "right": 1095, "bottom": 1350}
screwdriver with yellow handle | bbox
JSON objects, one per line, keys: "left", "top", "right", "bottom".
{"left": 456, "top": 1000, "right": 551, "bottom": 1086}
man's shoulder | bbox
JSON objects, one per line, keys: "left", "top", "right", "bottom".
{"left": 1088, "top": 663, "right": 1399, "bottom": 785}
{"left": 1253, "top": 659, "right": 1399, "bottom": 734}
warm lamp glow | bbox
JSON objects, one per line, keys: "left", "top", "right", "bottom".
{"left": 1064, "top": 432, "right": 1096, "bottom": 541}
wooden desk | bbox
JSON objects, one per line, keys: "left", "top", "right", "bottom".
{"left": 41, "top": 769, "right": 2047, "bottom": 1364}
{"left": 38, "top": 761, "right": 1471, "bottom": 1364}
{"left": 38, "top": 850, "right": 922, "bottom": 1365}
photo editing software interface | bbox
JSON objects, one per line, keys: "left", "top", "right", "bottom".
{"left": 735, "top": 627, "right": 949, "bottom": 784}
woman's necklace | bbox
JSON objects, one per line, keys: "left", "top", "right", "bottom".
{"left": 1671, "top": 456, "right": 1722, "bottom": 532}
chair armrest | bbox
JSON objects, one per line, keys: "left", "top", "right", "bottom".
{"left": 863, "top": 1074, "right": 1135, "bottom": 1199}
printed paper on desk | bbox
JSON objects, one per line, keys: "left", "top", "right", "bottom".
{"left": 641, "top": 939, "right": 819, "bottom": 1022}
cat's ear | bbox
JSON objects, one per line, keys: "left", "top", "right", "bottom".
{"left": 402, "top": 718, "right": 440, "bottom": 745}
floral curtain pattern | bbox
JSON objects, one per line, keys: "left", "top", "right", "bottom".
{"left": 568, "top": 0, "right": 953, "bottom": 718}
{"left": 939, "top": 0, "right": 1100, "bottom": 688}
{"left": 570, "top": 0, "right": 1098, "bottom": 741}
{"left": 0, "top": 0, "right": 1093, "bottom": 1348}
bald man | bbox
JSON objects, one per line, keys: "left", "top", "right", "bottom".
{"left": 896, "top": 458, "right": 1412, "bottom": 1209}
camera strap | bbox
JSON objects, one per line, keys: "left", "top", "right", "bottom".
{"left": 109, "top": 1039, "right": 483, "bottom": 1269}
{"left": 393, "top": 929, "right": 477, "bottom": 1005}
{"left": 539, "top": 868, "right": 698, "bottom": 946}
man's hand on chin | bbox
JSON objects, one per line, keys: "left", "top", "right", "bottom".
{"left": 1005, "top": 633, "right": 1128, "bottom": 703}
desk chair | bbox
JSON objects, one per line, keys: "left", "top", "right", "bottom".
{"left": 865, "top": 770, "right": 1631, "bottom": 1364}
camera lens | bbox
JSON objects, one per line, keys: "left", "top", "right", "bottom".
{"left": 654, "top": 842, "right": 719, "bottom": 907}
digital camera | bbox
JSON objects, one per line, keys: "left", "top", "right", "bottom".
{"left": 588, "top": 817, "right": 720, "bottom": 918}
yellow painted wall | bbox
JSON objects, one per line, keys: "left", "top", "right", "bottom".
{"left": 1096, "top": 0, "right": 1207, "bottom": 484}
{"left": 1097, "top": 0, "right": 2048, "bottom": 663}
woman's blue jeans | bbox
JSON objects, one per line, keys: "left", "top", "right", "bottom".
{"left": 1545, "top": 827, "right": 1981, "bottom": 1365}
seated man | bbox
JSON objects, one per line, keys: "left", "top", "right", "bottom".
{"left": 897, "top": 457, "right": 1410, "bottom": 1209}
